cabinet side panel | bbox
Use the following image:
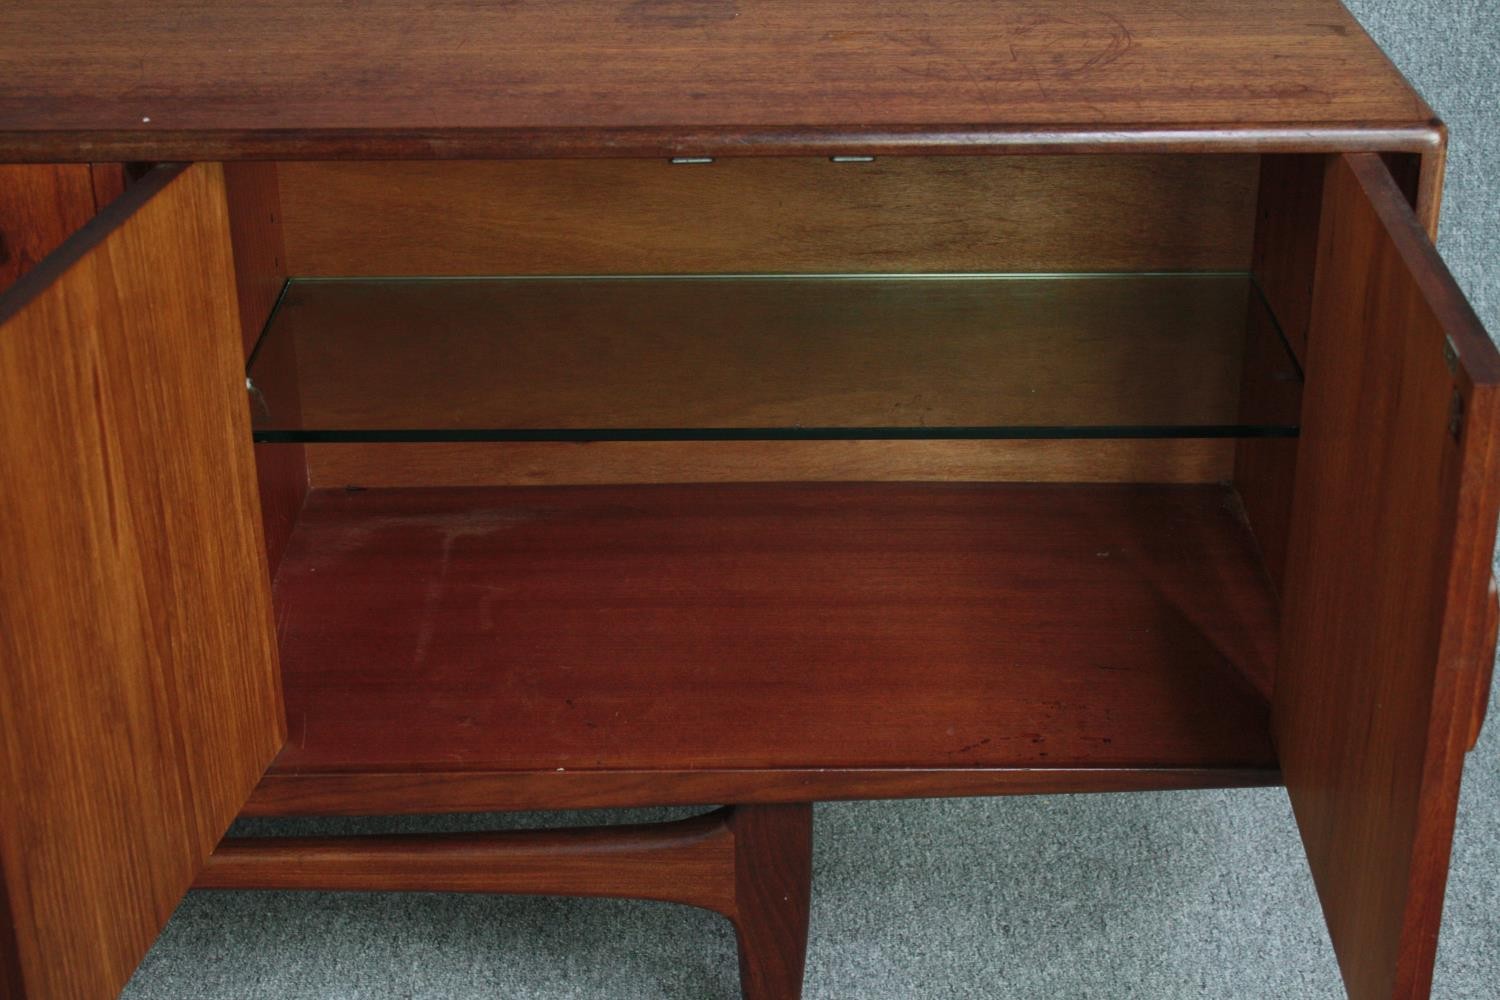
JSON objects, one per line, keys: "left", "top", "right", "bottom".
{"left": 0, "top": 164, "right": 96, "bottom": 293}
{"left": 1380, "top": 147, "right": 1446, "bottom": 240}
{"left": 1274, "top": 154, "right": 1500, "bottom": 1000}
{"left": 88, "top": 163, "right": 129, "bottom": 213}
{"left": 1234, "top": 154, "right": 1323, "bottom": 594}
{"left": 1232, "top": 302, "right": 1300, "bottom": 593}
{"left": 0, "top": 164, "right": 284, "bottom": 998}
{"left": 279, "top": 155, "right": 1259, "bottom": 276}
{"left": 225, "top": 162, "right": 288, "bottom": 358}
{"left": 224, "top": 161, "right": 307, "bottom": 575}
{"left": 1249, "top": 154, "right": 1324, "bottom": 364}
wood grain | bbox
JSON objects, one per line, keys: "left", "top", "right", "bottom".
{"left": 87, "top": 163, "right": 128, "bottom": 211}
{"left": 1250, "top": 155, "right": 1325, "bottom": 365}
{"left": 1413, "top": 148, "right": 1447, "bottom": 239}
{"left": 305, "top": 439, "right": 1234, "bottom": 489}
{"left": 270, "top": 274, "right": 1257, "bottom": 431}
{"left": 1380, "top": 148, "right": 1447, "bottom": 239}
{"left": 1236, "top": 156, "right": 1322, "bottom": 594}
{"left": 261, "top": 483, "right": 1278, "bottom": 813}
{"left": 730, "top": 804, "right": 813, "bottom": 1000}
{"left": 1273, "top": 154, "right": 1500, "bottom": 1000}
{"left": 246, "top": 765, "right": 1282, "bottom": 817}
{"left": 0, "top": 125, "right": 1448, "bottom": 165}
{"left": 199, "top": 804, "right": 813, "bottom": 1000}
{"left": 0, "top": 164, "right": 95, "bottom": 292}
{"left": 264, "top": 274, "right": 1259, "bottom": 486}
{"left": 279, "top": 156, "right": 1259, "bottom": 276}
{"left": 0, "top": 165, "right": 284, "bottom": 999}
{"left": 0, "top": 1, "right": 1437, "bottom": 160}
{"left": 202, "top": 809, "right": 741, "bottom": 912}
{"left": 224, "top": 163, "right": 287, "bottom": 357}
{"left": 224, "top": 162, "right": 307, "bottom": 575}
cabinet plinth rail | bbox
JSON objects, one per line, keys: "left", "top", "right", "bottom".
{"left": 200, "top": 805, "right": 814, "bottom": 1000}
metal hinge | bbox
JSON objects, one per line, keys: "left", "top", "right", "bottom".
{"left": 1449, "top": 388, "right": 1465, "bottom": 442}
{"left": 1444, "top": 337, "right": 1465, "bottom": 441}
{"left": 246, "top": 375, "right": 271, "bottom": 421}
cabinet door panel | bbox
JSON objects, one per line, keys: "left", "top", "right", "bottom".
{"left": 1275, "top": 153, "right": 1500, "bottom": 1000}
{"left": 0, "top": 164, "right": 284, "bottom": 999}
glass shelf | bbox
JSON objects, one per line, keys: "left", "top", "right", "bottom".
{"left": 247, "top": 273, "right": 1300, "bottom": 443}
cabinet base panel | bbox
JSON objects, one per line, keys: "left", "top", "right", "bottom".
{"left": 255, "top": 482, "right": 1281, "bottom": 815}
{"left": 261, "top": 482, "right": 1281, "bottom": 810}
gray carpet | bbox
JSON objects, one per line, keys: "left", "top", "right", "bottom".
{"left": 124, "top": 4, "right": 1500, "bottom": 997}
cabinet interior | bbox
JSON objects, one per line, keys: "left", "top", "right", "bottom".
{"left": 229, "top": 153, "right": 1321, "bottom": 815}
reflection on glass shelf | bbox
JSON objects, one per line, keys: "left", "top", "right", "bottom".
{"left": 246, "top": 273, "right": 1301, "bottom": 443}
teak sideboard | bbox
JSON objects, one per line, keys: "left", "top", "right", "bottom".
{"left": 1, "top": 3, "right": 1497, "bottom": 998}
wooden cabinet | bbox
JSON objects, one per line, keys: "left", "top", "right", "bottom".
{"left": 0, "top": 4, "right": 1495, "bottom": 999}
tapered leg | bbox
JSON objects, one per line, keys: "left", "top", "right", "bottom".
{"left": 728, "top": 803, "right": 814, "bottom": 1000}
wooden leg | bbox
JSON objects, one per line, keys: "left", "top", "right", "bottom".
{"left": 727, "top": 803, "right": 814, "bottom": 1000}
{"left": 198, "top": 802, "right": 814, "bottom": 999}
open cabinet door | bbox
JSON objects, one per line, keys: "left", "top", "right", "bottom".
{"left": 1275, "top": 153, "right": 1500, "bottom": 1000}
{"left": 0, "top": 165, "right": 284, "bottom": 998}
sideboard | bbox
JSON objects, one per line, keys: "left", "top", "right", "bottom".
{"left": 1, "top": 3, "right": 1497, "bottom": 998}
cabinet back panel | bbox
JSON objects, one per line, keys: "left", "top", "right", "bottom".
{"left": 304, "top": 439, "right": 1232, "bottom": 488}
{"left": 278, "top": 155, "right": 1258, "bottom": 276}
{"left": 276, "top": 154, "right": 1256, "bottom": 485}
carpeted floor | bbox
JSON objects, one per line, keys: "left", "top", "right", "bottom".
{"left": 123, "top": 3, "right": 1500, "bottom": 997}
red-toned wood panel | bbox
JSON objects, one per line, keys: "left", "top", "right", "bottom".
{"left": 0, "top": 165, "right": 284, "bottom": 999}
{"left": 278, "top": 156, "right": 1259, "bottom": 276}
{"left": 248, "top": 765, "right": 1281, "bottom": 816}
{"left": 88, "top": 163, "right": 128, "bottom": 212}
{"left": 262, "top": 483, "right": 1278, "bottom": 813}
{"left": 0, "top": 1, "right": 1434, "bottom": 160}
{"left": 201, "top": 810, "right": 741, "bottom": 911}
{"left": 0, "top": 164, "right": 95, "bottom": 292}
{"left": 1274, "top": 154, "right": 1500, "bottom": 1000}
{"left": 1234, "top": 155, "right": 1322, "bottom": 598}
{"left": 1251, "top": 155, "right": 1325, "bottom": 364}
{"left": 1232, "top": 290, "right": 1304, "bottom": 598}
{"left": 223, "top": 161, "right": 307, "bottom": 575}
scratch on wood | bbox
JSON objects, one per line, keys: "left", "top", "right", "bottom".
{"left": 1011, "top": 12, "right": 1135, "bottom": 80}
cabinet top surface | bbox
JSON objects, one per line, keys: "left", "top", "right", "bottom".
{"left": 0, "top": 0, "right": 1437, "bottom": 159}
